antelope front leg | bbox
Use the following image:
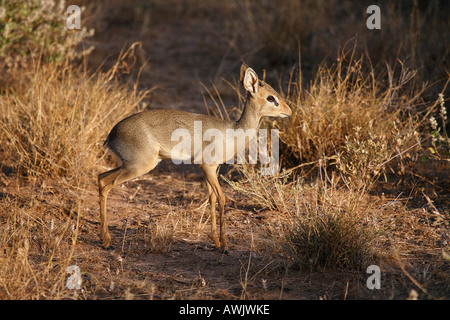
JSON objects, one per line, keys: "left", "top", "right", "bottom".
{"left": 201, "top": 164, "right": 228, "bottom": 253}
{"left": 216, "top": 187, "right": 227, "bottom": 253}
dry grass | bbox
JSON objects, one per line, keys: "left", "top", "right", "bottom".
{"left": 0, "top": 43, "right": 149, "bottom": 181}
{"left": 281, "top": 176, "right": 379, "bottom": 271}
{"left": 0, "top": 186, "right": 82, "bottom": 299}
{"left": 0, "top": 2, "right": 151, "bottom": 298}
{"left": 225, "top": 163, "right": 382, "bottom": 272}
{"left": 277, "top": 46, "right": 426, "bottom": 175}
{"left": 221, "top": 45, "right": 446, "bottom": 284}
{"left": 0, "top": 53, "right": 147, "bottom": 294}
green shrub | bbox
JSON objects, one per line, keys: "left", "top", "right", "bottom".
{"left": 0, "top": 0, "right": 93, "bottom": 72}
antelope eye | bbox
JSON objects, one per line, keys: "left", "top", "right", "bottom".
{"left": 266, "top": 95, "right": 275, "bottom": 103}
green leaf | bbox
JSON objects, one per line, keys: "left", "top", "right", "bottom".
{"left": 419, "top": 155, "right": 429, "bottom": 163}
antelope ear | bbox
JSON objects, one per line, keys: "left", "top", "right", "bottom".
{"left": 242, "top": 67, "right": 259, "bottom": 94}
{"left": 240, "top": 63, "right": 249, "bottom": 83}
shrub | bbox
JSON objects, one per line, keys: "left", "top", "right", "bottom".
{"left": 281, "top": 173, "right": 379, "bottom": 271}
{"left": 429, "top": 94, "right": 450, "bottom": 158}
{"left": 0, "top": 0, "right": 93, "bottom": 72}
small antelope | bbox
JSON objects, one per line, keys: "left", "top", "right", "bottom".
{"left": 98, "top": 63, "right": 291, "bottom": 252}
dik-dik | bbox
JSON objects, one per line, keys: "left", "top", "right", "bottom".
{"left": 98, "top": 63, "right": 291, "bottom": 252}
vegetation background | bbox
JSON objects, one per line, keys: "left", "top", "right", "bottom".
{"left": 0, "top": 0, "right": 448, "bottom": 299}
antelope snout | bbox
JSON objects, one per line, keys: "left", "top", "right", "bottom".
{"left": 280, "top": 102, "right": 292, "bottom": 118}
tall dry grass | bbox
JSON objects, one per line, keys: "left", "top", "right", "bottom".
{"left": 0, "top": 0, "right": 151, "bottom": 181}
{"left": 223, "top": 45, "right": 437, "bottom": 271}
{"left": 0, "top": 44, "right": 151, "bottom": 298}
{"left": 0, "top": 193, "right": 81, "bottom": 299}
{"left": 277, "top": 46, "right": 427, "bottom": 184}
{"left": 0, "top": 1, "right": 155, "bottom": 299}
{"left": 226, "top": 163, "right": 384, "bottom": 271}
{"left": 0, "top": 43, "right": 149, "bottom": 181}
